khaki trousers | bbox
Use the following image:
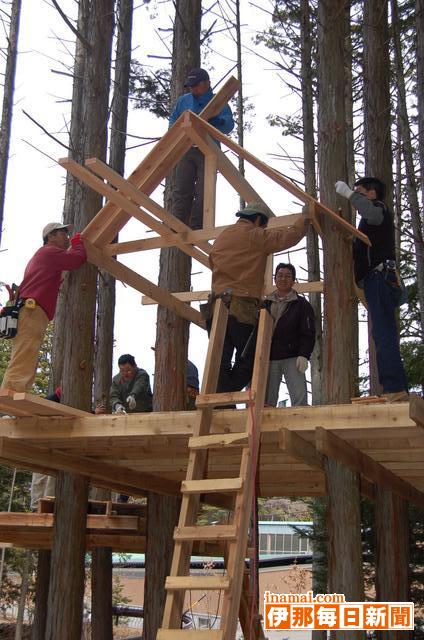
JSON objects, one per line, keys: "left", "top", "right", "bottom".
{"left": 1, "top": 305, "right": 49, "bottom": 392}
{"left": 30, "top": 473, "right": 55, "bottom": 510}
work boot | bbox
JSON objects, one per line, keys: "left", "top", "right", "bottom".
{"left": 382, "top": 390, "right": 409, "bottom": 403}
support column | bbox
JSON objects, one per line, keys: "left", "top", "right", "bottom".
{"left": 31, "top": 550, "right": 51, "bottom": 640}
{"left": 375, "top": 486, "right": 410, "bottom": 640}
{"left": 325, "top": 457, "right": 364, "bottom": 640}
{"left": 92, "top": 547, "right": 113, "bottom": 639}
{"left": 45, "top": 472, "right": 89, "bottom": 640}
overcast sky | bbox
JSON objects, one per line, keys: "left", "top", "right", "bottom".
{"left": 0, "top": 0, "right": 350, "bottom": 401}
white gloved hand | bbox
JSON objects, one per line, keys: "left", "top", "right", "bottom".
{"left": 126, "top": 395, "right": 136, "bottom": 411}
{"left": 335, "top": 181, "right": 354, "bottom": 200}
{"left": 296, "top": 356, "right": 308, "bottom": 374}
{"left": 113, "top": 403, "right": 126, "bottom": 414}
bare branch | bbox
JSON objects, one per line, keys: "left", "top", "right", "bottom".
{"left": 50, "top": 0, "right": 92, "bottom": 51}
{"left": 22, "top": 109, "right": 71, "bottom": 151}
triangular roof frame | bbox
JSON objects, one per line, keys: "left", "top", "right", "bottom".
{"left": 59, "top": 76, "right": 369, "bottom": 328}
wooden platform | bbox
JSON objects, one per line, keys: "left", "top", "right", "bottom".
{"left": 0, "top": 393, "right": 422, "bottom": 503}
{"left": 0, "top": 499, "right": 221, "bottom": 555}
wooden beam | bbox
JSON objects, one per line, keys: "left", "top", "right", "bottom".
{"left": 1, "top": 392, "right": 91, "bottom": 418}
{"left": 183, "top": 117, "right": 264, "bottom": 204}
{"left": 410, "top": 393, "right": 424, "bottom": 428}
{"left": 80, "top": 76, "right": 240, "bottom": 246}
{"left": 141, "top": 281, "right": 324, "bottom": 305}
{"left": 85, "top": 241, "right": 205, "bottom": 328}
{"left": 0, "top": 402, "right": 414, "bottom": 441}
{"left": 188, "top": 112, "right": 371, "bottom": 246}
{"left": 106, "top": 213, "right": 302, "bottom": 255}
{"left": 315, "top": 426, "right": 424, "bottom": 508}
{"left": 279, "top": 429, "right": 375, "bottom": 500}
{"left": 203, "top": 152, "right": 218, "bottom": 228}
{"left": 279, "top": 428, "right": 324, "bottom": 469}
{"left": 85, "top": 157, "right": 212, "bottom": 255}
{"left": 0, "top": 512, "right": 142, "bottom": 532}
{"left": 59, "top": 158, "right": 210, "bottom": 268}
{"left": 0, "top": 437, "right": 181, "bottom": 497}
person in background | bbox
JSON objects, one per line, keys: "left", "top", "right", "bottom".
{"left": 265, "top": 263, "right": 315, "bottom": 407}
{"left": 110, "top": 354, "right": 153, "bottom": 414}
{"left": 187, "top": 359, "right": 200, "bottom": 410}
{"left": 1, "top": 223, "right": 86, "bottom": 393}
{"left": 169, "top": 67, "right": 234, "bottom": 230}
{"left": 30, "top": 387, "right": 61, "bottom": 510}
{"left": 335, "top": 176, "right": 408, "bottom": 402}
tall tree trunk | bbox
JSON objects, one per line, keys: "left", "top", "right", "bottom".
{"left": 91, "top": 4, "right": 132, "bottom": 638}
{"left": 94, "top": 0, "right": 133, "bottom": 410}
{"left": 235, "top": 0, "right": 245, "bottom": 207}
{"left": 375, "top": 488, "right": 410, "bottom": 640}
{"left": 143, "top": 3, "right": 201, "bottom": 638}
{"left": 417, "top": 0, "right": 424, "bottom": 227}
{"left": 46, "top": 3, "right": 114, "bottom": 639}
{"left": 391, "top": 0, "right": 424, "bottom": 340}
{"left": 344, "top": 2, "right": 359, "bottom": 396}
{"left": 300, "top": 0, "right": 323, "bottom": 407}
{"left": 300, "top": 7, "right": 325, "bottom": 636}
{"left": 50, "top": 0, "right": 91, "bottom": 391}
{"left": 317, "top": 0, "right": 355, "bottom": 403}
{"left": 0, "top": 0, "right": 21, "bottom": 246}
{"left": 363, "top": 0, "right": 393, "bottom": 395}
{"left": 14, "top": 551, "right": 30, "bottom": 640}
{"left": 317, "top": 3, "right": 364, "bottom": 631}
{"left": 31, "top": 550, "right": 50, "bottom": 640}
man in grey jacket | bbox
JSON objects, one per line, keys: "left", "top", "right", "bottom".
{"left": 110, "top": 353, "right": 153, "bottom": 413}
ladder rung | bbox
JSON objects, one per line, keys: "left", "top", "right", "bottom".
{"left": 165, "top": 575, "right": 230, "bottom": 590}
{"left": 181, "top": 478, "right": 243, "bottom": 494}
{"left": 196, "top": 390, "right": 255, "bottom": 408}
{"left": 158, "top": 631, "right": 224, "bottom": 639}
{"left": 174, "top": 524, "right": 238, "bottom": 541}
{"left": 188, "top": 432, "right": 249, "bottom": 450}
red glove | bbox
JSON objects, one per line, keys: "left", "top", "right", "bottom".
{"left": 70, "top": 232, "right": 83, "bottom": 247}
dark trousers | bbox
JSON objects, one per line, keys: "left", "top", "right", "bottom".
{"left": 172, "top": 147, "right": 204, "bottom": 230}
{"left": 208, "top": 315, "right": 256, "bottom": 393}
{"left": 364, "top": 270, "right": 408, "bottom": 393}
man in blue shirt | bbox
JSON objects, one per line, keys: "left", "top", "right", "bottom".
{"left": 169, "top": 68, "right": 234, "bottom": 229}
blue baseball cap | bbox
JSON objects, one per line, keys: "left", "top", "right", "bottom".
{"left": 184, "top": 68, "right": 210, "bottom": 87}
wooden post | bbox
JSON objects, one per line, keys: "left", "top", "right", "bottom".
{"left": 203, "top": 153, "right": 218, "bottom": 228}
{"left": 375, "top": 486, "right": 411, "bottom": 640}
{"left": 31, "top": 550, "right": 50, "bottom": 640}
{"left": 92, "top": 547, "right": 113, "bottom": 639}
{"left": 45, "top": 472, "right": 89, "bottom": 640}
{"left": 325, "top": 457, "right": 364, "bottom": 640}
{"left": 91, "top": 488, "right": 113, "bottom": 640}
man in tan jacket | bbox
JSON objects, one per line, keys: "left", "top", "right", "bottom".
{"left": 208, "top": 202, "right": 308, "bottom": 393}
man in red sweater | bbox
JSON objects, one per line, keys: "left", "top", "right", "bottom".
{"left": 1, "top": 222, "right": 87, "bottom": 392}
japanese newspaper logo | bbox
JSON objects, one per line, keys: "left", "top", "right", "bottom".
{"left": 264, "top": 591, "right": 414, "bottom": 631}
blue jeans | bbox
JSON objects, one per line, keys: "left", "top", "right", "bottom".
{"left": 364, "top": 270, "right": 408, "bottom": 393}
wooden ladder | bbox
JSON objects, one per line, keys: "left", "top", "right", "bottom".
{"left": 158, "top": 299, "right": 272, "bottom": 640}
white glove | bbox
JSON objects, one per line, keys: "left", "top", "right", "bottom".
{"left": 296, "top": 356, "right": 308, "bottom": 374}
{"left": 113, "top": 403, "right": 126, "bottom": 414}
{"left": 126, "top": 395, "right": 136, "bottom": 411}
{"left": 335, "top": 181, "right": 353, "bottom": 200}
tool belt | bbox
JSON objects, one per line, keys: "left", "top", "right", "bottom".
{"left": 200, "top": 289, "right": 259, "bottom": 326}
{"left": 0, "top": 298, "right": 25, "bottom": 339}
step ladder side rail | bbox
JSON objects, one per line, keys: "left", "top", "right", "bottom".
{"left": 161, "top": 300, "right": 229, "bottom": 631}
{"left": 220, "top": 308, "right": 273, "bottom": 639}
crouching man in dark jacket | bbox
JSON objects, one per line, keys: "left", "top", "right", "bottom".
{"left": 265, "top": 263, "right": 315, "bottom": 406}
